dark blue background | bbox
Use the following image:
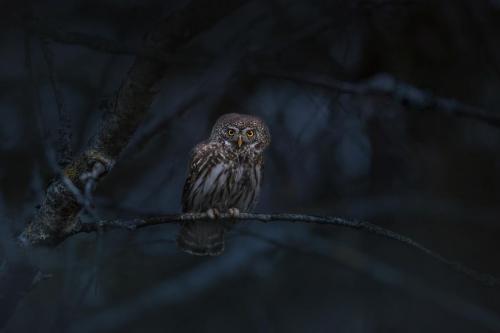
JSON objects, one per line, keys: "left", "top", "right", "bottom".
{"left": 1, "top": 0, "right": 500, "bottom": 332}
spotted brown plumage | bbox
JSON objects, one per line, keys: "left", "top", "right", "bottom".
{"left": 177, "top": 113, "right": 270, "bottom": 256}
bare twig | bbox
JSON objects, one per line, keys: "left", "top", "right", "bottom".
{"left": 64, "top": 212, "right": 500, "bottom": 287}
{"left": 258, "top": 68, "right": 500, "bottom": 128}
{"left": 79, "top": 162, "right": 106, "bottom": 208}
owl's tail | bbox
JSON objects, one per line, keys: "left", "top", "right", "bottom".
{"left": 177, "top": 221, "right": 225, "bottom": 256}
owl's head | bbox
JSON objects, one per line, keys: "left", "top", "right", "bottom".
{"left": 210, "top": 113, "right": 270, "bottom": 152}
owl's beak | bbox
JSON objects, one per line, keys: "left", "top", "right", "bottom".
{"left": 237, "top": 135, "right": 243, "bottom": 148}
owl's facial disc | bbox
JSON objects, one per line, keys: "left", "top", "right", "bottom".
{"left": 224, "top": 126, "right": 255, "bottom": 149}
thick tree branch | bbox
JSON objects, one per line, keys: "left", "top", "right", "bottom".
{"left": 63, "top": 212, "right": 500, "bottom": 287}
{"left": 19, "top": 0, "right": 248, "bottom": 247}
{"left": 258, "top": 68, "right": 500, "bottom": 128}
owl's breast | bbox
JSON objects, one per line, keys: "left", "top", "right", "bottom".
{"left": 226, "top": 157, "right": 262, "bottom": 211}
{"left": 232, "top": 164, "right": 246, "bottom": 183}
{"left": 184, "top": 150, "right": 263, "bottom": 213}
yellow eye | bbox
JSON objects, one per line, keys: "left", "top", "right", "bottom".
{"left": 227, "top": 129, "right": 235, "bottom": 136}
{"left": 247, "top": 130, "right": 254, "bottom": 137}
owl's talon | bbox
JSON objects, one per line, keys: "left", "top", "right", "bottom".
{"left": 228, "top": 208, "right": 240, "bottom": 218}
{"left": 206, "top": 208, "right": 220, "bottom": 219}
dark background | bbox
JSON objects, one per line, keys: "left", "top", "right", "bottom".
{"left": 1, "top": 0, "right": 500, "bottom": 332}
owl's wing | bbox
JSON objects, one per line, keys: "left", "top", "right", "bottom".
{"left": 181, "top": 141, "right": 224, "bottom": 212}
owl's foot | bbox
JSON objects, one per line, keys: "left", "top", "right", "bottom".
{"left": 227, "top": 208, "right": 240, "bottom": 218}
{"left": 206, "top": 208, "right": 220, "bottom": 219}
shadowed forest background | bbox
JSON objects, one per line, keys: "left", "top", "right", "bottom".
{"left": 1, "top": 0, "right": 500, "bottom": 332}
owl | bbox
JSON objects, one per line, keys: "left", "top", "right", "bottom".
{"left": 177, "top": 113, "right": 271, "bottom": 256}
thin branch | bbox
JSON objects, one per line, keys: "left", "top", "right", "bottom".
{"left": 127, "top": 93, "right": 204, "bottom": 155}
{"left": 66, "top": 212, "right": 500, "bottom": 287}
{"left": 258, "top": 68, "right": 500, "bottom": 128}
{"left": 0, "top": 29, "right": 58, "bottom": 331}
{"left": 237, "top": 229, "right": 500, "bottom": 332}
{"left": 40, "top": 37, "right": 72, "bottom": 166}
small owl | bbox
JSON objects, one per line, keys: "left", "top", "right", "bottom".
{"left": 177, "top": 113, "right": 271, "bottom": 256}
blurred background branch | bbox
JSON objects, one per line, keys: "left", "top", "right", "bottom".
{"left": 257, "top": 68, "right": 500, "bottom": 128}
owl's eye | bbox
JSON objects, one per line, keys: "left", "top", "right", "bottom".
{"left": 227, "top": 129, "right": 235, "bottom": 136}
{"left": 246, "top": 130, "right": 254, "bottom": 138}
